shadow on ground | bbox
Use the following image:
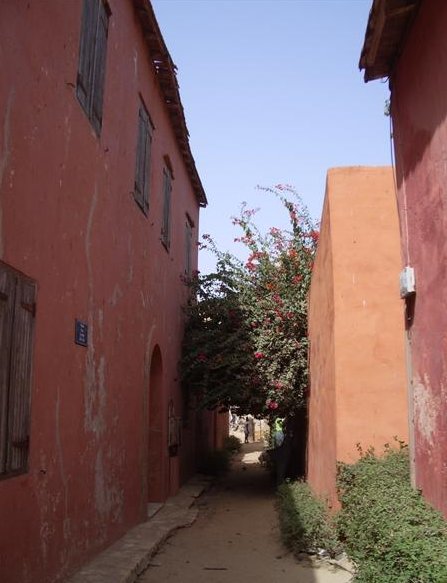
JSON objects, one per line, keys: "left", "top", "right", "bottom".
{"left": 137, "top": 439, "right": 352, "bottom": 583}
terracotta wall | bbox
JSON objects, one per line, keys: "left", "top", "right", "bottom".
{"left": 0, "top": 2, "right": 205, "bottom": 582}
{"left": 307, "top": 193, "right": 337, "bottom": 507}
{"left": 390, "top": 0, "right": 447, "bottom": 518}
{"left": 307, "top": 167, "right": 408, "bottom": 509}
{"left": 214, "top": 410, "right": 230, "bottom": 450}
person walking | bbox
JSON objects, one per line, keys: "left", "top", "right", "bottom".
{"left": 244, "top": 417, "right": 250, "bottom": 443}
{"left": 247, "top": 413, "right": 255, "bottom": 442}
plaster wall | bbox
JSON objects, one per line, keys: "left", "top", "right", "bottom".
{"left": 307, "top": 167, "right": 408, "bottom": 508}
{"left": 0, "top": 1, "right": 203, "bottom": 581}
{"left": 330, "top": 167, "right": 408, "bottom": 460}
{"left": 307, "top": 194, "right": 337, "bottom": 508}
{"left": 391, "top": 0, "right": 447, "bottom": 516}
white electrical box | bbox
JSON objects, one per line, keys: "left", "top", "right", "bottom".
{"left": 399, "top": 266, "right": 415, "bottom": 298}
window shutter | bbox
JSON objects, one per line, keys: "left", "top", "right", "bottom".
{"left": 0, "top": 269, "right": 15, "bottom": 475}
{"left": 185, "top": 220, "right": 192, "bottom": 276}
{"left": 134, "top": 107, "right": 151, "bottom": 214}
{"left": 142, "top": 125, "right": 151, "bottom": 214}
{"left": 161, "top": 170, "right": 172, "bottom": 248}
{"left": 161, "top": 171, "right": 167, "bottom": 241}
{"left": 166, "top": 179, "right": 172, "bottom": 247}
{"left": 6, "top": 277, "right": 36, "bottom": 473}
{"left": 91, "top": 1, "right": 109, "bottom": 134}
{"left": 76, "top": 0, "right": 98, "bottom": 112}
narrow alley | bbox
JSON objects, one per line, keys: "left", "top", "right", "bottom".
{"left": 138, "top": 441, "right": 352, "bottom": 583}
{"left": 5, "top": 2, "right": 447, "bottom": 582}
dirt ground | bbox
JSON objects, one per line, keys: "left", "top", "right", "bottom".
{"left": 138, "top": 440, "right": 352, "bottom": 583}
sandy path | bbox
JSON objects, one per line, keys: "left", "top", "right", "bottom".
{"left": 138, "top": 441, "right": 352, "bottom": 583}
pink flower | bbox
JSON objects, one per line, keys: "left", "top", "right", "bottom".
{"left": 310, "top": 230, "right": 319, "bottom": 243}
{"left": 197, "top": 353, "right": 207, "bottom": 362}
{"left": 245, "top": 260, "right": 256, "bottom": 271}
{"left": 268, "top": 400, "right": 279, "bottom": 410}
{"left": 254, "top": 352, "right": 264, "bottom": 359}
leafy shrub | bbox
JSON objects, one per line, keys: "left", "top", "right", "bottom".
{"left": 198, "top": 449, "right": 231, "bottom": 476}
{"left": 277, "top": 480, "right": 340, "bottom": 557}
{"left": 337, "top": 446, "right": 447, "bottom": 582}
{"left": 223, "top": 435, "right": 242, "bottom": 454}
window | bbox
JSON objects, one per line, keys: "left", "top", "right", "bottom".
{"left": 134, "top": 103, "right": 152, "bottom": 215}
{"left": 76, "top": 0, "right": 110, "bottom": 135}
{"left": 0, "top": 263, "right": 36, "bottom": 478}
{"left": 185, "top": 215, "right": 194, "bottom": 277}
{"left": 161, "top": 167, "right": 173, "bottom": 250}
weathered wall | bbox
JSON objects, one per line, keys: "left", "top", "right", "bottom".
{"left": 307, "top": 167, "right": 408, "bottom": 508}
{"left": 0, "top": 1, "right": 204, "bottom": 581}
{"left": 214, "top": 410, "right": 230, "bottom": 449}
{"left": 391, "top": 0, "right": 447, "bottom": 517}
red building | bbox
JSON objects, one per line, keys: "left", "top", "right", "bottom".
{"left": 360, "top": 0, "right": 447, "bottom": 517}
{"left": 0, "top": 1, "right": 223, "bottom": 581}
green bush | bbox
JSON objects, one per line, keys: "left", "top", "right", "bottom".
{"left": 337, "top": 445, "right": 447, "bottom": 582}
{"left": 198, "top": 449, "right": 231, "bottom": 476}
{"left": 277, "top": 480, "right": 340, "bottom": 557}
{"left": 223, "top": 434, "right": 242, "bottom": 454}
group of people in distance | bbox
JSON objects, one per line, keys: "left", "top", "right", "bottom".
{"left": 230, "top": 410, "right": 255, "bottom": 443}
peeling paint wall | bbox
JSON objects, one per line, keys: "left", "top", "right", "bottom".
{"left": 0, "top": 1, "right": 204, "bottom": 582}
{"left": 307, "top": 167, "right": 408, "bottom": 509}
{"left": 391, "top": 0, "right": 447, "bottom": 517}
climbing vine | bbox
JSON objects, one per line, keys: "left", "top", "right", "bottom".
{"left": 181, "top": 185, "right": 318, "bottom": 418}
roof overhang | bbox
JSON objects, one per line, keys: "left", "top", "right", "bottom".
{"left": 359, "top": 0, "right": 421, "bottom": 82}
{"left": 133, "top": 0, "right": 207, "bottom": 207}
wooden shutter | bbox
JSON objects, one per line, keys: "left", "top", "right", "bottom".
{"left": 185, "top": 220, "right": 193, "bottom": 276}
{"left": 0, "top": 268, "right": 16, "bottom": 474}
{"left": 134, "top": 106, "right": 151, "bottom": 214}
{"left": 76, "top": 0, "right": 98, "bottom": 112}
{"left": 142, "top": 118, "right": 152, "bottom": 213}
{"left": 161, "top": 170, "right": 172, "bottom": 249}
{"left": 91, "top": 1, "right": 109, "bottom": 134}
{"left": 6, "top": 277, "right": 36, "bottom": 473}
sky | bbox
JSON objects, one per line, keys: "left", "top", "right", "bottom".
{"left": 152, "top": 0, "right": 391, "bottom": 273}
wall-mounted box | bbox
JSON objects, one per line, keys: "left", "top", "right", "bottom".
{"left": 400, "top": 266, "right": 416, "bottom": 298}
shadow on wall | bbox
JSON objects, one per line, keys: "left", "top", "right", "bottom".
{"left": 148, "top": 345, "right": 164, "bottom": 503}
{"left": 391, "top": 3, "right": 447, "bottom": 187}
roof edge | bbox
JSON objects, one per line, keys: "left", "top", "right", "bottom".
{"left": 359, "top": 0, "right": 421, "bottom": 83}
{"left": 133, "top": 0, "right": 207, "bottom": 206}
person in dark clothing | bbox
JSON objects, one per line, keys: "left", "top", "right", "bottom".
{"left": 244, "top": 417, "right": 249, "bottom": 443}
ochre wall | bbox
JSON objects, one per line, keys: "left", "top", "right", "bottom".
{"left": 307, "top": 167, "right": 408, "bottom": 508}
{"left": 0, "top": 1, "right": 204, "bottom": 582}
{"left": 307, "top": 193, "right": 337, "bottom": 508}
{"left": 391, "top": 0, "right": 447, "bottom": 517}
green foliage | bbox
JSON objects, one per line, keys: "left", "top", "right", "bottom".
{"left": 198, "top": 449, "right": 231, "bottom": 476}
{"left": 223, "top": 435, "right": 242, "bottom": 454}
{"left": 181, "top": 185, "right": 318, "bottom": 418}
{"left": 337, "top": 445, "right": 447, "bottom": 582}
{"left": 277, "top": 480, "right": 340, "bottom": 557}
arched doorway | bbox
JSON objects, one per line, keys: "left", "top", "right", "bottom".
{"left": 147, "top": 345, "right": 164, "bottom": 502}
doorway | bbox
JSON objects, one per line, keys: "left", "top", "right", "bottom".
{"left": 147, "top": 345, "right": 164, "bottom": 502}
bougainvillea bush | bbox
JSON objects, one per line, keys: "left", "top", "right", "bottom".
{"left": 181, "top": 185, "right": 318, "bottom": 419}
